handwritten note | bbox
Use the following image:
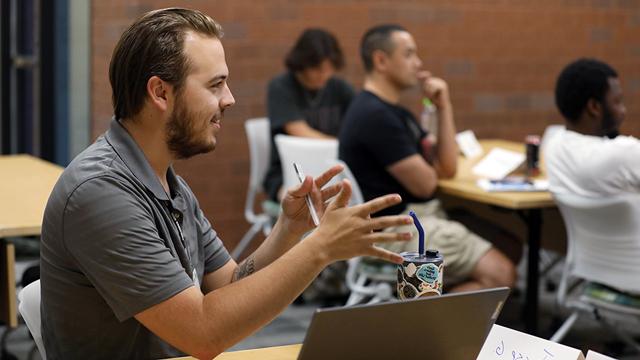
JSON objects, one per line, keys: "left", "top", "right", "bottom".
{"left": 477, "top": 325, "right": 585, "bottom": 360}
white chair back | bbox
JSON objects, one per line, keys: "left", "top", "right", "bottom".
{"left": 274, "top": 134, "right": 339, "bottom": 192}
{"left": 18, "top": 279, "right": 46, "bottom": 359}
{"left": 233, "top": 118, "right": 276, "bottom": 259}
{"left": 554, "top": 193, "right": 640, "bottom": 296}
{"left": 243, "top": 118, "right": 271, "bottom": 222}
{"left": 326, "top": 159, "right": 364, "bottom": 207}
{"left": 325, "top": 160, "right": 396, "bottom": 306}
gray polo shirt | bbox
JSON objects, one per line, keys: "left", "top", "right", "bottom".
{"left": 41, "top": 119, "right": 231, "bottom": 359}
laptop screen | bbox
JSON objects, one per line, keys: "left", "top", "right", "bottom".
{"left": 297, "top": 287, "right": 510, "bottom": 360}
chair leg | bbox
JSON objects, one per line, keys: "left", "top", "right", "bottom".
{"left": 370, "top": 283, "right": 394, "bottom": 304}
{"left": 550, "top": 311, "right": 579, "bottom": 343}
{"left": 262, "top": 220, "right": 273, "bottom": 237}
{"left": 368, "top": 297, "right": 384, "bottom": 305}
{"left": 232, "top": 221, "right": 265, "bottom": 260}
{"left": 345, "top": 274, "right": 368, "bottom": 306}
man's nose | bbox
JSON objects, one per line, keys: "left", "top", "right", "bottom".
{"left": 221, "top": 84, "right": 235, "bottom": 108}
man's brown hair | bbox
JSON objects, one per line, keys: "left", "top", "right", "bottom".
{"left": 109, "top": 8, "right": 223, "bottom": 120}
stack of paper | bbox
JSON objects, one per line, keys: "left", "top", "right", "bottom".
{"left": 472, "top": 148, "right": 525, "bottom": 180}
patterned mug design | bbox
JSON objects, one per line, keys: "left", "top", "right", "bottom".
{"left": 397, "top": 251, "right": 444, "bottom": 300}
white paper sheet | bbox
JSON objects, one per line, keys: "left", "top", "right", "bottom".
{"left": 472, "top": 148, "right": 525, "bottom": 180}
{"left": 585, "top": 350, "right": 618, "bottom": 360}
{"left": 477, "top": 324, "right": 585, "bottom": 360}
{"left": 456, "top": 130, "right": 483, "bottom": 159}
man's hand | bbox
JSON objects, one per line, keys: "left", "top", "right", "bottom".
{"left": 307, "top": 179, "right": 413, "bottom": 265}
{"left": 418, "top": 71, "right": 450, "bottom": 109}
{"left": 136, "top": 172, "right": 412, "bottom": 360}
{"left": 417, "top": 70, "right": 458, "bottom": 178}
{"left": 223, "top": 164, "right": 345, "bottom": 285}
{"left": 280, "top": 164, "right": 344, "bottom": 236}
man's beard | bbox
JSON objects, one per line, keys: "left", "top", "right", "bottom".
{"left": 166, "top": 97, "right": 217, "bottom": 159}
{"left": 601, "top": 103, "right": 619, "bottom": 139}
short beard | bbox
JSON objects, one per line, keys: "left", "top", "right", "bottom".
{"left": 601, "top": 103, "right": 619, "bottom": 139}
{"left": 166, "top": 95, "right": 215, "bottom": 159}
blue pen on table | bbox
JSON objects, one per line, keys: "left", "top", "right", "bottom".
{"left": 293, "top": 162, "right": 320, "bottom": 227}
{"left": 409, "top": 210, "right": 425, "bottom": 256}
{"left": 490, "top": 177, "right": 533, "bottom": 185}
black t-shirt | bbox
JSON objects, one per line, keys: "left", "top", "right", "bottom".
{"left": 263, "top": 72, "right": 355, "bottom": 201}
{"left": 339, "top": 91, "right": 431, "bottom": 216}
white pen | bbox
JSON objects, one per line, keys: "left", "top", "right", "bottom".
{"left": 293, "top": 162, "right": 321, "bottom": 227}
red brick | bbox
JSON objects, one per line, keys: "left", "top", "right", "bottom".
{"left": 91, "top": 0, "right": 640, "bottom": 250}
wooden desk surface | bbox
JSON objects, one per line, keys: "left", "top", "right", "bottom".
{"left": 437, "top": 140, "right": 555, "bottom": 210}
{"left": 0, "top": 154, "right": 63, "bottom": 237}
{"left": 170, "top": 344, "right": 301, "bottom": 360}
{"left": 0, "top": 155, "right": 62, "bottom": 327}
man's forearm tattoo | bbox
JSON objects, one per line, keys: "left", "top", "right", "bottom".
{"left": 232, "top": 256, "right": 256, "bottom": 281}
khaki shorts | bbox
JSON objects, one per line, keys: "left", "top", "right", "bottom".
{"left": 380, "top": 200, "right": 492, "bottom": 285}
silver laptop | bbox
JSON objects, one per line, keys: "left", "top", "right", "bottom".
{"left": 297, "top": 287, "right": 510, "bottom": 360}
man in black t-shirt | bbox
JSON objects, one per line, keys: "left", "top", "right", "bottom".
{"left": 340, "top": 25, "right": 516, "bottom": 292}
{"left": 263, "top": 29, "right": 355, "bottom": 202}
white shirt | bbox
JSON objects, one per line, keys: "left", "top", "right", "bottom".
{"left": 545, "top": 129, "right": 640, "bottom": 196}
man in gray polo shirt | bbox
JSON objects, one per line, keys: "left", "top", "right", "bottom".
{"left": 40, "top": 8, "right": 412, "bottom": 360}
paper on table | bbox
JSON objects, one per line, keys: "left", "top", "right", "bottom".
{"left": 472, "top": 148, "right": 525, "bottom": 180}
{"left": 585, "top": 350, "right": 618, "bottom": 360}
{"left": 456, "top": 130, "right": 483, "bottom": 159}
{"left": 477, "top": 324, "right": 585, "bottom": 360}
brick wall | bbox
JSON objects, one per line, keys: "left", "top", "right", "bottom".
{"left": 91, "top": 0, "right": 640, "bottom": 252}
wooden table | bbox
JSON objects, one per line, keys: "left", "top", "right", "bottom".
{"left": 438, "top": 140, "right": 555, "bottom": 335}
{"left": 0, "top": 154, "right": 63, "bottom": 327}
{"left": 170, "top": 344, "right": 301, "bottom": 360}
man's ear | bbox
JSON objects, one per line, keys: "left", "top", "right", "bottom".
{"left": 585, "top": 98, "right": 602, "bottom": 119}
{"left": 146, "top": 76, "right": 170, "bottom": 112}
{"left": 371, "top": 49, "right": 389, "bottom": 72}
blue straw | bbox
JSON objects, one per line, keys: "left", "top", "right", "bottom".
{"left": 409, "top": 210, "right": 425, "bottom": 256}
